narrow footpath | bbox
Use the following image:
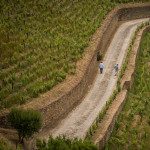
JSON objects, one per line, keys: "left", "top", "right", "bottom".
{"left": 39, "top": 18, "right": 149, "bottom": 141}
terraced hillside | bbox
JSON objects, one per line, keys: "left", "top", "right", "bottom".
{"left": 0, "top": 0, "right": 113, "bottom": 108}
{"left": 0, "top": 1, "right": 150, "bottom": 150}
{"left": 105, "top": 31, "right": 150, "bottom": 150}
{"left": 0, "top": 0, "right": 149, "bottom": 109}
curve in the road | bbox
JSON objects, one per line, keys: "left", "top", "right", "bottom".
{"left": 39, "top": 18, "right": 149, "bottom": 141}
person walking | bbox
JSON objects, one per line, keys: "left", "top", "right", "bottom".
{"left": 114, "top": 64, "right": 119, "bottom": 76}
{"left": 99, "top": 62, "right": 103, "bottom": 74}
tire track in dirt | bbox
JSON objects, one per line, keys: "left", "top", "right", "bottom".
{"left": 39, "top": 18, "right": 149, "bottom": 141}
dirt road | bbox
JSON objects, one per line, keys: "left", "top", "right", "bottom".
{"left": 39, "top": 18, "right": 149, "bottom": 141}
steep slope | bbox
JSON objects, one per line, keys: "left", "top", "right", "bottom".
{"left": 38, "top": 18, "right": 149, "bottom": 141}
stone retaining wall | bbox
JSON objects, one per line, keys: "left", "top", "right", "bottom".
{"left": 41, "top": 3, "right": 150, "bottom": 129}
{"left": 91, "top": 25, "right": 150, "bottom": 150}
{"left": 118, "top": 5, "right": 150, "bottom": 21}
{"left": 0, "top": 3, "right": 150, "bottom": 130}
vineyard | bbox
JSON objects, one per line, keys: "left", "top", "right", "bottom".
{"left": 0, "top": 0, "right": 115, "bottom": 108}
{"left": 0, "top": 0, "right": 150, "bottom": 150}
{"left": 0, "top": 0, "right": 149, "bottom": 109}
{"left": 105, "top": 32, "right": 150, "bottom": 150}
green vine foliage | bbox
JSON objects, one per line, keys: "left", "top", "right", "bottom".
{"left": 36, "top": 136, "right": 98, "bottom": 150}
{"left": 105, "top": 31, "right": 150, "bottom": 150}
{"left": 0, "top": 0, "right": 149, "bottom": 108}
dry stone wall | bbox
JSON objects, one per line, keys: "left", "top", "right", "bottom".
{"left": 118, "top": 5, "right": 150, "bottom": 21}
{"left": 40, "top": 3, "right": 150, "bottom": 129}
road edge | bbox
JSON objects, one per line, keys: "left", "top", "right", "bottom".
{"left": 90, "top": 25, "right": 150, "bottom": 150}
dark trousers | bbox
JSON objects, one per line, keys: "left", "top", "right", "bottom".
{"left": 100, "top": 68, "right": 103, "bottom": 74}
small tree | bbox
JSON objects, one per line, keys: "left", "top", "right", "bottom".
{"left": 8, "top": 108, "right": 42, "bottom": 143}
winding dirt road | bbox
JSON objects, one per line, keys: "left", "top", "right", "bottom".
{"left": 39, "top": 18, "right": 149, "bottom": 141}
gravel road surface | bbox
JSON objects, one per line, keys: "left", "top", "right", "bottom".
{"left": 40, "top": 18, "right": 149, "bottom": 140}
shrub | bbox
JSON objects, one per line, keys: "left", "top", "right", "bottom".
{"left": 118, "top": 84, "right": 121, "bottom": 92}
{"left": 36, "top": 136, "right": 98, "bottom": 150}
{"left": 90, "top": 127, "right": 94, "bottom": 136}
{"left": 56, "top": 76, "right": 63, "bottom": 82}
{"left": 8, "top": 108, "right": 42, "bottom": 143}
{"left": 32, "top": 90, "right": 39, "bottom": 98}
{"left": 97, "top": 51, "right": 103, "bottom": 61}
